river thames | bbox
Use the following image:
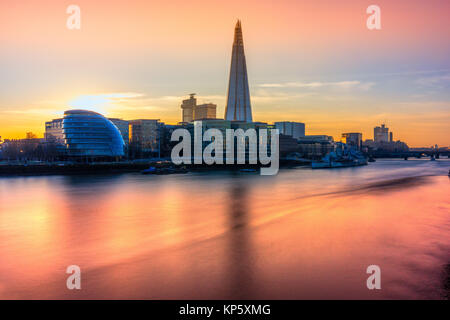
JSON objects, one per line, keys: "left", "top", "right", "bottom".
{"left": 0, "top": 159, "right": 449, "bottom": 299}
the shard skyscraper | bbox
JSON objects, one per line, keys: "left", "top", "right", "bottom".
{"left": 225, "top": 20, "right": 253, "bottom": 122}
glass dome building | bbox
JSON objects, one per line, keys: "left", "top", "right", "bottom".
{"left": 62, "top": 110, "right": 125, "bottom": 157}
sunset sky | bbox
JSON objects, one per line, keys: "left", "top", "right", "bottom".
{"left": 0, "top": 0, "right": 449, "bottom": 146}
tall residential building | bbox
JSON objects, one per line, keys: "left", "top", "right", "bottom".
{"left": 342, "top": 132, "right": 362, "bottom": 149}
{"left": 45, "top": 118, "right": 64, "bottom": 144}
{"left": 374, "top": 124, "right": 389, "bottom": 143}
{"left": 181, "top": 94, "right": 196, "bottom": 123}
{"left": 194, "top": 103, "right": 216, "bottom": 120}
{"left": 389, "top": 132, "right": 393, "bottom": 142}
{"left": 274, "top": 122, "right": 305, "bottom": 140}
{"left": 225, "top": 20, "right": 252, "bottom": 122}
{"left": 180, "top": 94, "right": 217, "bottom": 122}
{"left": 109, "top": 118, "right": 129, "bottom": 146}
{"left": 129, "top": 119, "right": 162, "bottom": 154}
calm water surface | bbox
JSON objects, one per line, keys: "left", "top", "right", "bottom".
{"left": 0, "top": 159, "right": 449, "bottom": 299}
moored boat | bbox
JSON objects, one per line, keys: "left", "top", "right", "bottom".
{"left": 311, "top": 143, "right": 368, "bottom": 169}
{"left": 312, "top": 158, "right": 367, "bottom": 169}
{"left": 141, "top": 166, "right": 188, "bottom": 175}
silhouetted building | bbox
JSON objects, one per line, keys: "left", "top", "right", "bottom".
{"left": 298, "top": 135, "right": 334, "bottom": 143}
{"left": 129, "top": 119, "right": 162, "bottom": 157}
{"left": 374, "top": 124, "right": 389, "bottom": 143}
{"left": 279, "top": 134, "right": 299, "bottom": 156}
{"left": 160, "top": 124, "right": 184, "bottom": 157}
{"left": 365, "top": 124, "right": 407, "bottom": 153}
{"left": 342, "top": 132, "right": 362, "bottom": 150}
{"left": 0, "top": 137, "right": 44, "bottom": 160}
{"left": 275, "top": 122, "right": 305, "bottom": 140}
{"left": 363, "top": 139, "right": 409, "bottom": 153}
{"left": 297, "top": 135, "right": 335, "bottom": 159}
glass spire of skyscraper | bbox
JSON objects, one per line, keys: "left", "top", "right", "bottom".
{"left": 224, "top": 20, "right": 253, "bottom": 122}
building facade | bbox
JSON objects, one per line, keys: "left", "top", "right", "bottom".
{"left": 363, "top": 139, "right": 409, "bottom": 153}
{"left": 298, "top": 135, "right": 334, "bottom": 143}
{"left": 374, "top": 124, "right": 390, "bottom": 143}
{"left": 181, "top": 119, "right": 273, "bottom": 163}
{"left": 296, "top": 135, "right": 335, "bottom": 159}
{"left": 224, "top": 20, "right": 252, "bottom": 122}
{"left": 0, "top": 138, "right": 43, "bottom": 160}
{"left": 274, "top": 122, "right": 305, "bottom": 140}
{"left": 45, "top": 118, "right": 64, "bottom": 144}
{"left": 109, "top": 118, "right": 129, "bottom": 146}
{"left": 341, "top": 132, "right": 362, "bottom": 149}
{"left": 279, "top": 134, "right": 299, "bottom": 156}
{"left": 180, "top": 94, "right": 217, "bottom": 122}
{"left": 62, "top": 110, "right": 125, "bottom": 157}
{"left": 181, "top": 94, "right": 196, "bottom": 123}
{"left": 129, "top": 119, "right": 162, "bottom": 157}
{"left": 194, "top": 103, "right": 216, "bottom": 120}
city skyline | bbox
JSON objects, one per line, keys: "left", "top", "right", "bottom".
{"left": 1, "top": 0, "right": 449, "bottom": 147}
{"left": 0, "top": 1, "right": 449, "bottom": 303}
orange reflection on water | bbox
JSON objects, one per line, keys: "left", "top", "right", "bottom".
{"left": 0, "top": 161, "right": 449, "bottom": 299}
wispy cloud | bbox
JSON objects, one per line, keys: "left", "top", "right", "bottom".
{"left": 0, "top": 108, "right": 61, "bottom": 115}
{"left": 155, "top": 95, "right": 225, "bottom": 102}
{"left": 68, "top": 92, "right": 144, "bottom": 108}
{"left": 258, "top": 80, "right": 375, "bottom": 91}
{"left": 415, "top": 74, "right": 450, "bottom": 87}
